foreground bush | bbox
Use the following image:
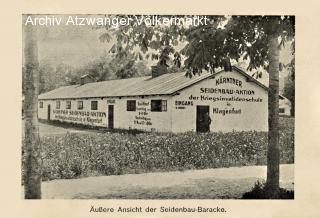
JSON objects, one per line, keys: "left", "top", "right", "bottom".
{"left": 242, "top": 180, "right": 294, "bottom": 199}
{"left": 22, "top": 126, "right": 294, "bottom": 181}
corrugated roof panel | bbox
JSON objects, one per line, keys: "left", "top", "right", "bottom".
{"left": 127, "top": 73, "right": 186, "bottom": 95}
{"left": 38, "top": 71, "right": 213, "bottom": 99}
{"left": 38, "top": 66, "right": 268, "bottom": 100}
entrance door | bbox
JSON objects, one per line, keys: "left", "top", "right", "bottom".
{"left": 196, "top": 105, "right": 210, "bottom": 132}
{"left": 47, "top": 104, "right": 51, "bottom": 120}
{"left": 108, "top": 105, "right": 114, "bottom": 129}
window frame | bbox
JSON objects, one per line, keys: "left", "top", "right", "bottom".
{"left": 66, "top": 100, "right": 71, "bottom": 109}
{"left": 56, "top": 100, "right": 60, "bottom": 109}
{"left": 91, "top": 100, "right": 98, "bottom": 110}
{"left": 279, "top": 108, "right": 285, "bottom": 113}
{"left": 39, "top": 101, "right": 43, "bottom": 108}
{"left": 77, "top": 101, "right": 84, "bottom": 110}
{"left": 127, "top": 100, "right": 136, "bottom": 111}
{"left": 162, "top": 100, "right": 167, "bottom": 112}
{"left": 151, "top": 99, "right": 163, "bottom": 112}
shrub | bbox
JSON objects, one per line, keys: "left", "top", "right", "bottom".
{"left": 22, "top": 118, "right": 294, "bottom": 181}
{"left": 242, "top": 180, "right": 294, "bottom": 199}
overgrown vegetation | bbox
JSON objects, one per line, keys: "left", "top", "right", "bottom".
{"left": 242, "top": 180, "right": 294, "bottom": 199}
{"left": 22, "top": 118, "right": 294, "bottom": 182}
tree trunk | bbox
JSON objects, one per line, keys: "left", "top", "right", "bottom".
{"left": 266, "top": 35, "right": 280, "bottom": 198}
{"left": 23, "top": 18, "right": 42, "bottom": 199}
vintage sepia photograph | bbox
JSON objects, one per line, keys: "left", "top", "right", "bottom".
{"left": 22, "top": 14, "right": 295, "bottom": 200}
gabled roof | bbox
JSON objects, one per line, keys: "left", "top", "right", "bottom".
{"left": 279, "top": 94, "right": 291, "bottom": 102}
{"left": 80, "top": 74, "right": 94, "bottom": 79}
{"left": 38, "top": 66, "right": 268, "bottom": 100}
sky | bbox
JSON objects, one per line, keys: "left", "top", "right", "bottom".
{"left": 35, "top": 24, "right": 110, "bottom": 67}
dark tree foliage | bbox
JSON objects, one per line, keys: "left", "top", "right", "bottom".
{"left": 31, "top": 52, "right": 150, "bottom": 93}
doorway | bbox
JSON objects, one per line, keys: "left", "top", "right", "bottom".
{"left": 47, "top": 104, "right": 51, "bottom": 120}
{"left": 108, "top": 105, "right": 114, "bottom": 129}
{"left": 196, "top": 105, "right": 210, "bottom": 132}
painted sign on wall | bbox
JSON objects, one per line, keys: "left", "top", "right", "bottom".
{"left": 133, "top": 100, "right": 152, "bottom": 126}
{"left": 52, "top": 109, "right": 106, "bottom": 124}
{"left": 171, "top": 71, "right": 268, "bottom": 132}
{"left": 180, "top": 76, "right": 264, "bottom": 115}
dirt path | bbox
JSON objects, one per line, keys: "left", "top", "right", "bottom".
{"left": 30, "top": 164, "right": 293, "bottom": 199}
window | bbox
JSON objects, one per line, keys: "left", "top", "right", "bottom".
{"left": 77, "top": 101, "right": 83, "bottom": 110}
{"left": 279, "top": 108, "right": 285, "bottom": 113}
{"left": 162, "top": 100, "right": 167, "bottom": 112}
{"left": 56, "top": 101, "right": 60, "bottom": 109}
{"left": 127, "top": 100, "right": 136, "bottom": 111}
{"left": 91, "top": 101, "right": 98, "bottom": 110}
{"left": 66, "top": 101, "right": 71, "bottom": 109}
{"left": 39, "top": 101, "right": 43, "bottom": 108}
{"left": 151, "top": 100, "right": 167, "bottom": 112}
